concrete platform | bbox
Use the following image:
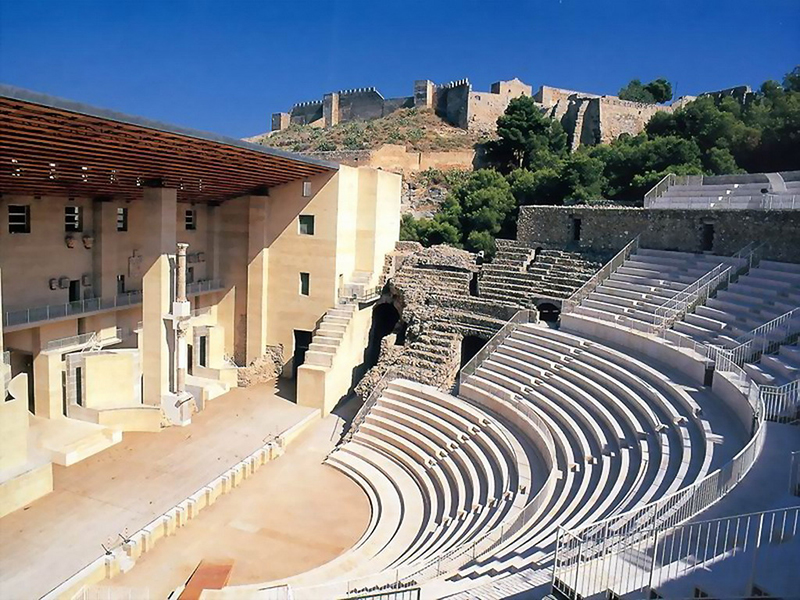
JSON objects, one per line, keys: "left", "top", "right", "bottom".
{"left": 0, "top": 382, "right": 323, "bottom": 599}
{"left": 102, "top": 407, "right": 369, "bottom": 598}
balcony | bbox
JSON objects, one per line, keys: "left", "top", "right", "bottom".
{"left": 3, "top": 292, "right": 143, "bottom": 330}
{"left": 3, "top": 280, "right": 224, "bottom": 331}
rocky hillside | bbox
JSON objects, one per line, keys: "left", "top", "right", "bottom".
{"left": 246, "top": 108, "right": 489, "bottom": 154}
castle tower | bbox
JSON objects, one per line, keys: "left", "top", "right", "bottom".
{"left": 323, "top": 92, "right": 340, "bottom": 127}
{"left": 414, "top": 80, "right": 434, "bottom": 109}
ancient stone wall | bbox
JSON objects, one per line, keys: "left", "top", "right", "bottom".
{"left": 302, "top": 144, "right": 475, "bottom": 176}
{"left": 597, "top": 97, "right": 673, "bottom": 144}
{"left": 518, "top": 206, "right": 800, "bottom": 263}
{"left": 337, "top": 88, "right": 386, "bottom": 122}
{"left": 288, "top": 100, "right": 323, "bottom": 127}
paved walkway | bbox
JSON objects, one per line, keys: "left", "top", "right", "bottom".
{"left": 105, "top": 408, "right": 369, "bottom": 597}
{"left": 0, "top": 383, "right": 318, "bottom": 599}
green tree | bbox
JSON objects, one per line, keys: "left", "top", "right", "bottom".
{"left": 486, "top": 96, "right": 568, "bottom": 172}
{"left": 619, "top": 78, "right": 673, "bottom": 104}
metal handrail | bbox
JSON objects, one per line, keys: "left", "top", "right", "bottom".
{"left": 554, "top": 505, "right": 800, "bottom": 597}
{"left": 719, "top": 308, "right": 800, "bottom": 367}
{"left": 643, "top": 173, "right": 675, "bottom": 206}
{"left": 344, "top": 368, "right": 399, "bottom": 443}
{"left": 186, "top": 279, "right": 223, "bottom": 295}
{"left": 554, "top": 393, "right": 767, "bottom": 596}
{"left": 651, "top": 263, "right": 732, "bottom": 333}
{"left": 43, "top": 328, "right": 124, "bottom": 353}
{"left": 3, "top": 291, "right": 143, "bottom": 328}
{"left": 562, "top": 235, "right": 640, "bottom": 314}
{"left": 458, "top": 309, "right": 537, "bottom": 389}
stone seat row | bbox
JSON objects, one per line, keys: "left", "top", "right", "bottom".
{"left": 665, "top": 261, "right": 800, "bottom": 350}
{"left": 440, "top": 325, "right": 718, "bottom": 591}
{"left": 272, "top": 379, "right": 545, "bottom": 598}
{"left": 572, "top": 249, "right": 743, "bottom": 331}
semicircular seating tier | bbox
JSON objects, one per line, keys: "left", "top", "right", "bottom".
{"left": 205, "top": 325, "right": 747, "bottom": 600}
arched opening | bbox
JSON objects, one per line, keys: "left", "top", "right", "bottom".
{"left": 461, "top": 335, "right": 487, "bottom": 367}
{"left": 537, "top": 302, "right": 561, "bottom": 323}
{"left": 364, "top": 302, "right": 401, "bottom": 368}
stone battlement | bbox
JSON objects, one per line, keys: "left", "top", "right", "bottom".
{"left": 270, "top": 76, "right": 744, "bottom": 149}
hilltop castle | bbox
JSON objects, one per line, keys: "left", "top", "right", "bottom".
{"left": 270, "top": 77, "right": 736, "bottom": 149}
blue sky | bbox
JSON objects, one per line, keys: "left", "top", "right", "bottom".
{"left": 1, "top": 0, "right": 798, "bottom": 138}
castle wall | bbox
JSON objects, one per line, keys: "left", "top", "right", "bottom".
{"left": 337, "top": 89, "right": 384, "bottom": 122}
{"left": 466, "top": 91, "right": 512, "bottom": 132}
{"left": 290, "top": 101, "right": 323, "bottom": 126}
{"left": 597, "top": 97, "right": 673, "bottom": 144}
{"left": 517, "top": 206, "right": 800, "bottom": 263}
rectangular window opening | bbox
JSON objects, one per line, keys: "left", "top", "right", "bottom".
{"left": 185, "top": 209, "right": 197, "bottom": 230}
{"left": 302, "top": 180, "right": 312, "bottom": 197}
{"left": 116, "top": 207, "right": 128, "bottom": 231}
{"left": 8, "top": 204, "right": 30, "bottom": 234}
{"left": 299, "top": 214, "right": 315, "bottom": 235}
{"left": 299, "top": 272, "right": 310, "bottom": 296}
{"left": 65, "top": 205, "right": 83, "bottom": 232}
{"left": 571, "top": 217, "right": 582, "bottom": 242}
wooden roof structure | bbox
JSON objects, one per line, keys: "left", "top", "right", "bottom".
{"left": 0, "top": 85, "right": 338, "bottom": 203}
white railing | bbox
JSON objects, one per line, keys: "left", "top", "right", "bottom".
{"left": 458, "top": 309, "right": 537, "bottom": 389}
{"left": 553, "top": 394, "right": 766, "bottom": 598}
{"left": 341, "top": 389, "right": 559, "bottom": 595}
{"left": 643, "top": 173, "right": 676, "bottom": 206}
{"left": 44, "top": 328, "right": 124, "bottom": 353}
{"left": 186, "top": 279, "right": 223, "bottom": 295}
{"left": 553, "top": 505, "right": 799, "bottom": 598}
{"left": 652, "top": 264, "right": 733, "bottom": 334}
{"left": 3, "top": 291, "right": 143, "bottom": 328}
{"left": 562, "top": 235, "right": 640, "bottom": 314}
{"left": 647, "top": 193, "right": 799, "bottom": 211}
{"left": 757, "top": 379, "right": 800, "bottom": 423}
{"left": 718, "top": 308, "right": 800, "bottom": 367}
{"left": 343, "top": 368, "right": 399, "bottom": 444}
{"left": 643, "top": 174, "right": 705, "bottom": 207}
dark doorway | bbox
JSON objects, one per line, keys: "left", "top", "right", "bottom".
{"left": 365, "top": 303, "right": 400, "bottom": 368}
{"left": 537, "top": 302, "right": 561, "bottom": 323}
{"left": 572, "top": 218, "right": 582, "bottom": 242}
{"left": 12, "top": 353, "right": 36, "bottom": 413}
{"left": 69, "top": 280, "right": 81, "bottom": 303}
{"left": 701, "top": 223, "right": 715, "bottom": 252}
{"left": 198, "top": 335, "right": 207, "bottom": 367}
{"left": 461, "top": 335, "right": 487, "bottom": 367}
{"left": 293, "top": 330, "right": 313, "bottom": 376}
{"left": 116, "top": 274, "right": 126, "bottom": 295}
{"left": 187, "top": 344, "right": 194, "bottom": 375}
{"left": 469, "top": 272, "right": 479, "bottom": 297}
{"left": 75, "top": 366, "right": 83, "bottom": 407}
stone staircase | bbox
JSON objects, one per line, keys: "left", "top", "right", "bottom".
{"left": 479, "top": 240, "right": 602, "bottom": 306}
{"left": 303, "top": 302, "right": 359, "bottom": 368}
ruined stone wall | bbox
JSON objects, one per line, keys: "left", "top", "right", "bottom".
{"left": 466, "top": 91, "right": 512, "bottom": 132}
{"left": 382, "top": 95, "right": 415, "bottom": 115}
{"left": 518, "top": 206, "right": 800, "bottom": 263}
{"left": 597, "top": 97, "right": 673, "bottom": 144}
{"left": 303, "top": 144, "right": 475, "bottom": 176}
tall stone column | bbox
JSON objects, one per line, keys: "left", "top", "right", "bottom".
{"left": 0, "top": 267, "right": 5, "bottom": 400}
{"left": 175, "top": 243, "right": 189, "bottom": 394}
{"left": 246, "top": 196, "right": 269, "bottom": 364}
{"left": 92, "top": 199, "right": 118, "bottom": 300}
{"left": 141, "top": 187, "right": 177, "bottom": 407}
